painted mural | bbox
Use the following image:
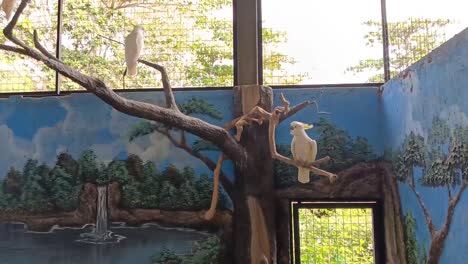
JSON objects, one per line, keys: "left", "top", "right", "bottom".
{"left": 0, "top": 86, "right": 383, "bottom": 263}
{"left": 273, "top": 88, "right": 383, "bottom": 187}
{"left": 0, "top": 91, "right": 233, "bottom": 264}
{"left": 382, "top": 28, "right": 468, "bottom": 264}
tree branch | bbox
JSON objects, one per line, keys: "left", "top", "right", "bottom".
{"left": 204, "top": 153, "right": 224, "bottom": 220}
{"left": 228, "top": 92, "right": 336, "bottom": 183}
{"left": 441, "top": 184, "right": 465, "bottom": 239}
{"left": 0, "top": 44, "right": 28, "bottom": 56}
{"left": 279, "top": 100, "right": 331, "bottom": 123}
{"left": 33, "top": 30, "right": 62, "bottom": 63}
{"left": 1, "top": 0, "right": 244, "bottom": 162}
{"left": 408, "top": 180, "right": 436, "bottom": 236}
{"left": 270, "top": 109, "right": 337, "bottom": 182}
{"left": 3, "top": 0, "right": 31, "bottom": 51}
{"left": 155, "top": 127, "right": 233, "bottom": 197}
{"left": 139, "top": 59, "right": 179, "bottom": 112}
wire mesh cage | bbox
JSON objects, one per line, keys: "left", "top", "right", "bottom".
{"left": 60, "top": 0, "right": 234, "bottom": 91}
{"left": 1, "top": 0, "right": 233, "bottom": 93}
{"left": 0, "top": 0, "right": 57, "bottom": 93}
{"left": 293, "top": 204, "right": 376, "bottom": 264}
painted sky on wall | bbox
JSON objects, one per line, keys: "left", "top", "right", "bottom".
{"left": 0, "top": 87, "right": 382, "bottom": 180}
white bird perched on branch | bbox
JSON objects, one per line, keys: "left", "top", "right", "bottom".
{"left": 1, "top": 0, "right": 17, "bottom": 21}
{"left": 124, "top": 25, "right": 144, "bottom": 77}
{"left": 290, "top": 121, "right": 317, "bottom": 183}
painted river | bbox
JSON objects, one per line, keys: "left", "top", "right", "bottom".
{"left": 0, "top": 222, "right": 209, "bottom": 264}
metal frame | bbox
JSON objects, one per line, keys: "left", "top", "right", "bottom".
{"left": 291, "top": 200, "right": 385, "bottom": 264}
{"left": 380, "top": 0, "right": 391, "bottom": 82}
{"left": 1, "top": 0, "right": 390, "bottom": 97}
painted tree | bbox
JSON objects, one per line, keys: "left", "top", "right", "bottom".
{"left": 2, "top": 167, "right": 24, "bottom": 200}
{"left": 78, "top": 150, "right": 100, "bottom": 183}
{"left": 394, "top": 119, "right": 467, "bottom": 264}
{"left": 403, "top": 210, "right": 427, "bottom": 264}
{"left": 49, "top": 166, "right": 81, "bottom": 211}
{"left": 0, "top": 1, "right": 337, "bottom": 262}
{"left": 347, "top": 18, "right": 453, "bottom": 82}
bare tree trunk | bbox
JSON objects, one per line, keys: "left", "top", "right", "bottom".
{"left": 426, "top": 185, "right": 465, "bottom": 264}
{"left": 232, "top": 86, "right": 276, "bottom": 263}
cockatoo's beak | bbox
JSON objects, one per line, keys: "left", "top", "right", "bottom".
{"left": 303, "top": 124, "right": 313, "bottom": 130}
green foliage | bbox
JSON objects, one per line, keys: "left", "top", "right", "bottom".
{"left": 127, "top": 122, "right": 163, "bottom": 142}
{"left": 22, "top": 173, "right": 52, "bottom": 213}
{"left": 298, "top": 208, "right": 374, "bottom": 263}
{"left": 0, "top": 149, "right": 226, "bottom": 213}
{"left": 393, "top": 120, "right": 468, "bottom": 188}
{"left": 427, "top": 117, "right": 450, "bottom": 162}
{"left": 312, "top": 119, "right": 352, "bottom": 166}
{"left": 1, "top": 0, "right": 304, "bottom": 91}
{"left": 120, "top": 163, "right": 223, "bottom": 211}
{"left": 56, "top": 152, "right": 80, "bottom": 176}
{"left": 78, "top": 150, "right": 101, "bottom": 183}
{"left": 3, "top": 167, "right": 24, "bottom": 199}
{"left": 152, "top": 248, "right": 184, "bottom": 264}
{"left": 404, "top": 211, "right": 427, "bottom": 264}
{"left": 103, "top": 160, "right": 130, "bottom": 185}
{"left": 179, "top": 98, "right": 223, "bottom": 120}
{"left": 125, "top": 154, "right": 144, "bottom": 179}
{"left": 273, "top": 145, "right": 298, "bottom": 187}
{"left": 394, "top": 132, "right": 426, "bottom": 182}
{"left": 152, "top": 235, "right": 222, "bottom": 264}
{"left": 347, "top": 18, "right": 453, "bottom": 82}
{"left": 274, "top": 119, "right": 376, "bottom": 187}
{"left": 192, "top": 140, "right": 219, "bottom": 152}
{"left": 128, "top": 97, "right": 223, "bottom": 150}
{"left": 49, "top": 167, "right": 82, "bottom": 212}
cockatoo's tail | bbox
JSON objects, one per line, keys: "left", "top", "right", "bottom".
{"left": 2, "top": 0, "right": 18, "bottom": 21}
{"left": 124, "top": 25, "right": 145, "bottom": 77}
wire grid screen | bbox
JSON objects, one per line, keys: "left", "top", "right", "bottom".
{"left": 0, "top": 0, "right": 57, "bottom": 93}
{"left": 261, "top": 0, "right": 383, "bottom": 85}
{"left": 297, "top": 207, "right": 375, "bottom": 264}
{"left": 60, "top": 0, "right": 233, "bottom": 91}
{"left": 385, "top": 0, "right": 468, "bottom": 80}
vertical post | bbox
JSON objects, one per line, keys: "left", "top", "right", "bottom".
{"left": 380, "top": 0, "right": 391, "bottom": 82}
{"left": 293, "top": 203, "right": 301, "bottom": 264}
{"left": 234, "top": 0, "right": 260, "bottom": 85}
{"left": 55, "top": 0, "right": 64, "bottom": 95}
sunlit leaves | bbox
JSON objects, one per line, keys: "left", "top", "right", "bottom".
{"left": 347, "top": 18, "right": 453, "bottom": 82}
{"left": 298, "top": 208, "right": 374, "bottom": 263}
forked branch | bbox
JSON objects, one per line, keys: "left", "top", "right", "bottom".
{"left": 230, "top": 93, "right": 337, "bottom": 183}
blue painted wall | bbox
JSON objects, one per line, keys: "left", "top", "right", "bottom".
{"left": 0, "top": 87, "right": 383, "bottom": 182}
{"left": 0, "top": 86, "right": 382, "bottom": 263}
{"left": 382, "top": 28, "right": 468, "bottom": 263}
{"left": 0, "top": 90, "right": 235, "bottom": 180}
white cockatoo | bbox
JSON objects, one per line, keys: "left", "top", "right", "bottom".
{"left": 1, "top": 0, "right": 17, "bottom": 21}
{"left": 290, "top": 121, "right": 317, "bottom": 183}
{"left": 124, "top": 25, "right": 144, "bottom": 77}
